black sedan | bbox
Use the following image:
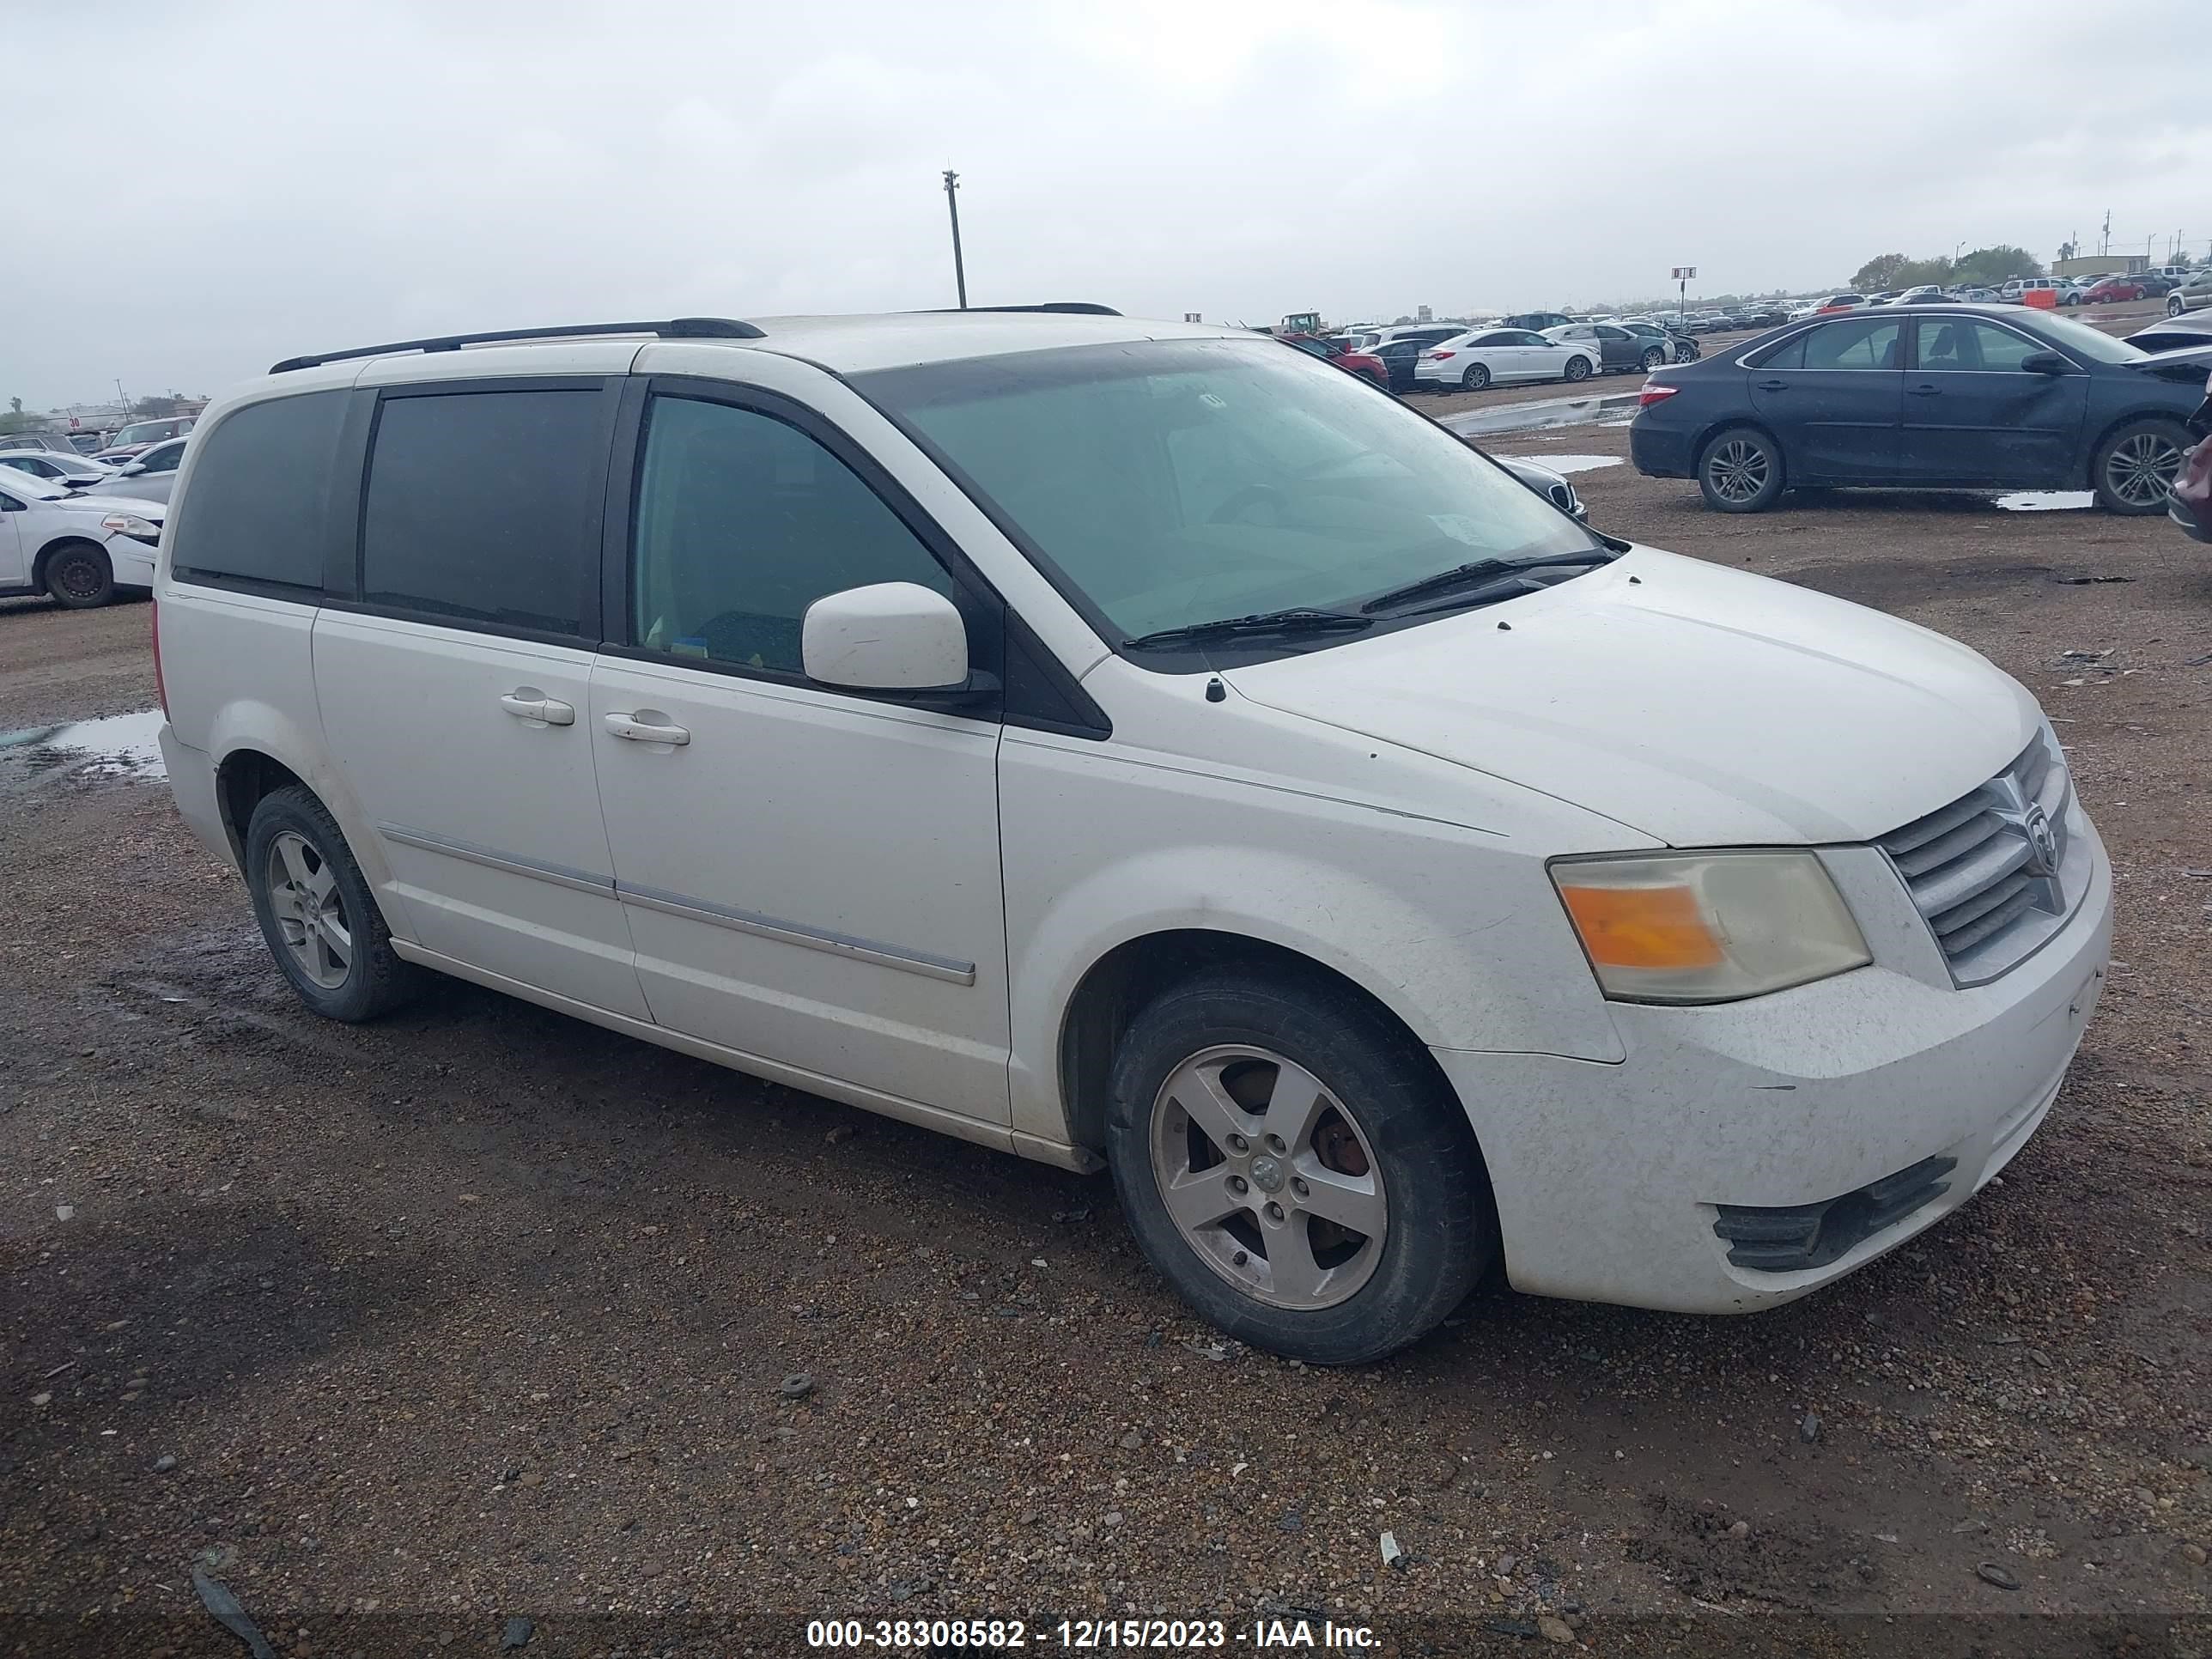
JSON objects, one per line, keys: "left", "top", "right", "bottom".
{"left": 1629, "top": 305, "right": 2206, "bottom": 514}
{"left": 1368, "top": 337, "right": 1431, "bottom": 393}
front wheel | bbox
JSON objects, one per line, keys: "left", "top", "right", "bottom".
{"left": 2092, "top": 418, "right": 2189, "bottom": 514}
{"left": 1105, "top": 970, "right": 1492, "bottom": 1365}
{"left": 1460, "top": 362, "right": 1491, "bottom": 392}
{"left": 2172, "top": 296, "right": 2186, "bottom": 317}
{"left": 1698, "top": 424, "right": 1786, "bottom": 512}
{"left": 1563, "top": 354, "right": 1593, "bottom": 383}
{"left": 245, "top": 786, "right": 423, "bottom": 1021}
{"left": 42, "top": 542, "right": 114, "bottom": 610}
{"left": 1640, "top": 346, "right": 1665, "bottom": 371}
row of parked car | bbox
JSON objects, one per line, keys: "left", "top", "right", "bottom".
{"left": 0, "top": 426, "right": 191, "bottom": 503}
{"left": 1799, "top": 270, "right": 2212, "bottom": 318}
{"left": 0, "top": 421, "right": 191, "bottom": 607}
{"left": 1299, "top": 316, "right": 1702, "bottom": 396}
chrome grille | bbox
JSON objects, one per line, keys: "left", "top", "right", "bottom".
{"left": 1878, "top": 729, "right": 2081, "bottom": 986}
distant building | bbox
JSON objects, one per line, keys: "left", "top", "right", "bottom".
{"left": 1415, "top": 304, "right": 1432, "bottom": 321}
{"left": 2055, "top": 254, "right": 2145, "bottom": 276}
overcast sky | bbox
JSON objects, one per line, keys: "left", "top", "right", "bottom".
{"left": 9, "top": 0, "right": 2204, "bottom": 410}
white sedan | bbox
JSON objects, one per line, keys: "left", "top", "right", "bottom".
{"left": 0, "top": 448, "right": 118, "bottom": 489}
{"left": 0, "top": 468, "right": 165, "bottom": 608}
{"left": 1413, "top": 325, "right": 1599, "bottom": 392}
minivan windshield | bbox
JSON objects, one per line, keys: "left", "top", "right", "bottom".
{"left": 859, "top": 338, "right": 1603, "bottom": 647}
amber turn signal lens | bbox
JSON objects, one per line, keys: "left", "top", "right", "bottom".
{"left": 1554, "top": 880, "right": 1724, "bottom": 970}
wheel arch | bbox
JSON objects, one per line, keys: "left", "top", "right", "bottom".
{"left": 31, "top": 534, "right": 107, "bottom": 592}
{"left": 1055, "top": 928, "right": 1474, "bottom": 1163}
{"left": 2079, "top": 404, "right": 2194, "bottom": 484}
{"left": 1692, "top": 414, "right": 1788, "bottom": 473}
{"left": 214, "top": 747, "right": 311, "bottom": 868}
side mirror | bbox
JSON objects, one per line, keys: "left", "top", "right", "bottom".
{"left": 2021, "top": 350, "right": 2072, "bottom": 375}
{"left": 802, "top": 581, "right": 973, "bottom": 693}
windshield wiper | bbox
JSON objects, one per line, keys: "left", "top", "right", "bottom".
{"left": 1358, "top": 548, "right": 1614, "bottom": 615}
{"left": 1121, "top": 607, "right": 1374, "bottom": 650}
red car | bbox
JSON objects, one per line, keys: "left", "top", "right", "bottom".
{"left": 2081, "top": 276, "right": 2147, "bottom": 304}
{"left": 1281, "top": 332, "right": 1389, "bottom": 391}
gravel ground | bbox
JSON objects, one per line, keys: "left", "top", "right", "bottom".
{"left": 3, "top": 371, "right": 2209, "bottom": 1656}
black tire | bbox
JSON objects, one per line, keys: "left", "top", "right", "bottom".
{"left": 1698, "top": 424, "right": 1787, "bottom": 513}
{"left": 2091, "top": 417, "right": 2190, "bottom": 515}
{"left": 1104, "top": 968, "right": 1493, "bottom": 1365}
{"left": 244, "top": 786, "right": 422, "bottom": 1022}
{"left": 1563, "top": 354, "right": 1593, "bottom": 383}
{"left": 1640, "top": 346, "right": 1665, "bottom": 371}
{"left": 1460, "top": 362, "right": 1490, "bottom": 392}
{"left": 2170, "top": 295, "right": 2186, "bottom": 318}
{"left": 42, "top": 541, "right": 114, "bottom": 610}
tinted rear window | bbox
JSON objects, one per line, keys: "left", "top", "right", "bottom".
{"left": 361, "top": 388, "right": 605, "bottom": 637}
{"left": 167, "top": 391, "right": 348, "bottom": 591}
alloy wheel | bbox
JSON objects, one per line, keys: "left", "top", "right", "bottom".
{"left": 265, "top": 830, "right": 352, "bottom": 989}
{"left": 1148, "top": 1044, "right": 1387, "bottom": 1310}
{"left": 1706, "top": 438, "right": 1771, "bottom": 503}
{"left": 2105, "top": 433, "right": 2184, "bottom": 508}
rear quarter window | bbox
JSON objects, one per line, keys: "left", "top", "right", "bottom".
{"left": 167, "top": 390, "right": 349, "bottom": 592}
{"left": 359, "top": 387, "right": 607, "bottom": 639}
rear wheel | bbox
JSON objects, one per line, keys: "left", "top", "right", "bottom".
{"left": 42, "top": 541, "right": 113, "bottom": 610}
{"left": 2092, "top": 418, "right": 2188, "bottom": 515}
{"left": 1105, "top": 969, "right": 1492, "bottom": 1365}
{"left": 1698, "top": 424, "right": 1786, "bottom": 513}
{"left": 1564, "top": 354, "right": 1593, "bottom": 383}
{"left": 1460, "top": 362, "right": 1491, "bottom": 392}
{"left": 1639, "top": 346, "right": 1665, "bottom": 371}
{"left": 245, "top": 786, "right": 423, "bottom": 1021}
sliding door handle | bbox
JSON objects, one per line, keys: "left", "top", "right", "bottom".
{"left": 500, "top": 690, "right": 575, "bottom": 726}
{"left": 604, "top": 711, "right": 690, "bottom": 746}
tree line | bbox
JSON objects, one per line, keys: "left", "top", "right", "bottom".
{"left": 1848, "top": 246, "right": 2048, "bottom": 293}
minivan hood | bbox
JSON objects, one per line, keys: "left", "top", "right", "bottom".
{"left": 1226, "top": 547, "right": 2039, "bottom": 846}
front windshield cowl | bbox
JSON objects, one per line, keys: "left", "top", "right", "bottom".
{"left": 855, "top": 336, "right": 1607, "bottom": 668}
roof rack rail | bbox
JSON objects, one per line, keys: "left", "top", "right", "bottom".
{"left": 269, "top": 317, "right": 763, "bottom": 374}
{"left": 930, "top": 302, "right": 1122, "bottom": 317}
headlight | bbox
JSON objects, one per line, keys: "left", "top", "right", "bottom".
{"left": 1551, "top": 850, "right": 1870, "bottom": 1004}
{"left": 100, "top": 513, "right": 161, "bottom": 543}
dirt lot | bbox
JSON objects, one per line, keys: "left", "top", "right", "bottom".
{"left": 3, "top": 404, "right": 2209, "bottom": 1655}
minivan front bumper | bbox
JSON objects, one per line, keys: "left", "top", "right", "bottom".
{"left": 1431, "top": 816, "right": 2112, "bottom": 1314}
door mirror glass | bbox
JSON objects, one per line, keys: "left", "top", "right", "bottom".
{"left": 2020, "top": 349, "right": 2072, "bottom": 375}
{"left": 802, "top": 582, "right": 970, "bottom": 691}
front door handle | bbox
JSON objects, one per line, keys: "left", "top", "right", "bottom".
{"left": 1907, "top": 384, "right": 1942, "bottom": 397}
{"left": 604, "top": 711, "right": 690, "bottom": 746}
{"left": 1755, "top": 378, "right": 1790, "bottom": 391}
{"left": 500, "top": 690, "right": 576, "bottom": 726}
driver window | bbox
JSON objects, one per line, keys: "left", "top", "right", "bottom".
{"left": 630, "top": 396, "right": 955, "bottom": 675}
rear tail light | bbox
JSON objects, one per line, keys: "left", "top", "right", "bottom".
{"left": 1638, "top": 383, "right": 1680, "bottom": 408}
{"left": 1428, "top": 349, "right": 1455, "bottom": 360}
{"left": 152, "top": 597, "right": 168, "bottom": 719}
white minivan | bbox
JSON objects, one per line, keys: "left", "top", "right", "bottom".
{"left": 155, "top": 310, "right": 2112, "bottom": 1364}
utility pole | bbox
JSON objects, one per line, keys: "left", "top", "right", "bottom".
{"left": 2100, "top": 210, "right": 2110, "bottom": 257}
{"left": 115, "top": 378, "right": 131, "bottom": 419}
{"left": 941, "top": 169, "right": 968, "bottom": 310}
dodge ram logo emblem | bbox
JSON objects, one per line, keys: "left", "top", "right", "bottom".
{"left": 2021, "top": 803, "right": 2059, "bottom": 877}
